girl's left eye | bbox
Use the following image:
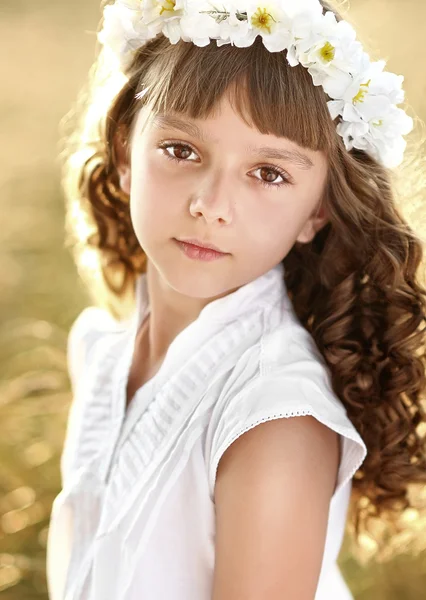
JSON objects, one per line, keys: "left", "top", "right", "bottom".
{"left": 157, "top": 142, "right": 293, "bottom": 189}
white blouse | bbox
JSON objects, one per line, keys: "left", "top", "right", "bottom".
{"left": 46, "top": 261, "right": 367, "bottom": 600}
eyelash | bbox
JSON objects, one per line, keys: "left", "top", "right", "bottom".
{"left": 157, "top": 141, "right": 293, "bottom": 189}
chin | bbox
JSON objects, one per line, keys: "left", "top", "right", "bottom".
{"left": 160, "top": 263, "right": 233, "bottom": 300}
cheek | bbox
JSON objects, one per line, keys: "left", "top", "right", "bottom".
{"left": 130, "top": 155, "right": 183, "bottom": 203}
{"left": 248, "top": 195, "right": 302, "bottom": 235}
{"left": 246, "top": 194, "right": 314, "bottom": 255}
{"left": 129, "top": 162, "right": 182, "bottom": 239}
{"left": 256, "top": 217, "right": 297, "bottom": 252}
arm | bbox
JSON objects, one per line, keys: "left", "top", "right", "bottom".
{"left": 212, "top": 415, "right": 340, "bottom": 600}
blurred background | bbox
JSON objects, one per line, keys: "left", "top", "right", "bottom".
{"left": 0, "top": 0, "right": 426, "bottom": 598}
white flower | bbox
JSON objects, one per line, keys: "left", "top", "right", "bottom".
{"left": 325, "top": 59, "right": 406, "bottom": 122}
{"left": 236, "top": 1, "right": 307, "bottom": 52}
{"left": 327, "top": 58, "right": 413, "bottom": 168}
{"left": 328, "top": 64, "right": 413, "bottom": 169}
{"left": 221, "top": 12, "right": 252, "bottom": 48}
{"left": 215, "top": 14, "right": 248, "bottom": 47}
{"left": 141, "top": 0, "right": 186, "bottom": 38}
{"left": 336, "top": 106, "right": 413, "bottom": 168}
{"left": 178, "top": 1, "right": 224, "bottom": 46}
{"left": 287, "top": 10, "right": 366, "bottom": 89}
{"left": 283, "top": 4, "right": 345, "bottom": 68}
{"left": 98, "top": 2, "right": 147, "bottom": 69}
{"left": 366, "top": 107, "right": 413, "bottom": 168}
{"left": 285, "top": 9, "right": 323, "bottom": 66}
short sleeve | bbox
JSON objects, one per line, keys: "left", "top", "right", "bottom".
{"left": 208, "top": 374, "right": 367, "bottom": 502}
{"left": 61, "top": 306, "right": 116, "bottom": 485}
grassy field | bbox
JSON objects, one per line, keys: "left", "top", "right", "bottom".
{"left": 1, "top": 1, "right": 426, "bottom": 598}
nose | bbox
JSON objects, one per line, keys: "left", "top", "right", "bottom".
{"left": 189, "top": 168, "right": 234, "bottom": 225}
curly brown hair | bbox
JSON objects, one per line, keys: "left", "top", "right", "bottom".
{"left": 60, "top": 0, "right": 426, "bottom": 562}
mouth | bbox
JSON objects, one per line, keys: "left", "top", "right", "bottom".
{"left": 175, "top": 238, "right": 229, "bottom": 255}
{"left": 174, "top": 238, "right": 230, "bottom": 261}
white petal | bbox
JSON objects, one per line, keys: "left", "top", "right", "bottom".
{"left": 307, "top": 65, "right": 328, "bottom": 87}
{"left": 291, "top": 13, "right": 316, "bottom": 38}
{"left": 262, "top": 27, "right": 292, "bottom": 52}
{"left": 180, "top": 12, "right": 220, "bottom": 40}
{"left": 336, "top": 122, "right": 354, "bottom": 151}
{"left": 355, "top": 94, "right": 392, "bottom": 121}
{"left": 286, "top": 45, "right": 300, "bottom": 66}
{"left": 381, "top": 136, "right": 407, "bottom": 168}
{"left": 342, "top": 103, "right": 363, "bottom": 123}
{"left": 232, "top": 30, "right": 258, "bottom": 48}
{"left": 334, "top": 19, "right": 356, "bottom": 43}
{"left": 369, "top": 72, "right": 405, "bottom": 105}
{"left": 382, "top": 107, "right": 414, "bottom": 136}
{"left": 327, "top": 99, "right": 344, "bottom": 120}
{"left": 396, "top": 110, "right": 414, "bottom": 135}
{"left": 319, "top": 10, "right": 338, "bottom": 31}
{"left": 322, "top": 71, "right": 353, "bottom": 99}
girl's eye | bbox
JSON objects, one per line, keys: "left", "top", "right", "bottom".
{"left": 158, "top": 142, "right": 198, "bottom": 163}
{"left": 157, "top": 142, "right": 293, "bottom": 189}
{"left": 251, "top": 166, "right": 292, "bottom": 189}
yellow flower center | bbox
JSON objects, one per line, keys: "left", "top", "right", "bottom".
{"left": 251, "top": 7, "right": 276, "bottom": 34}
{"left": 372, "top": 119, "right": 383, "bottom": 127}
{"left": 320, "top": 41, "right": 335, "bottom": 63}
{"left": 159, "top": 0, "right": 176, "bottom": 15}
{"left": 353, "top": 79, "right": 371, "bottom": 104}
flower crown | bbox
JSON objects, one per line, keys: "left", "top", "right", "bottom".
{"left": 98, "top": 0, "right": 414, "bottom": 169}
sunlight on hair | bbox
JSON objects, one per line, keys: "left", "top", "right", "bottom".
{"left": 70, "top": 200, "right": 95, "bottom": 243}
{"left": 80, "top": 247, "right": 102, "bottom": 274}
{"left": 81, "top": 50, "right": 128, "bottom": 146}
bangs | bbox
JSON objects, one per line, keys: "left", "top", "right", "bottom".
{"left": 132, "top": 35, "right": 338, "bottom": 155}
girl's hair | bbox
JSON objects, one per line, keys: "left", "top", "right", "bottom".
{"left": 61, "top": 0, "right": 426, "bottom": 561}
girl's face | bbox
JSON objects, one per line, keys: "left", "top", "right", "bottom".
{"left": 117, "top": 93, "right": 329, "bottom": 299}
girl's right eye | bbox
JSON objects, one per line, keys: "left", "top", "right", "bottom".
{"left": 157, "top": 142, "right": 199, "bottom": 164}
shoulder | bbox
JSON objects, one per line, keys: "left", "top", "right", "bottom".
{"left": 212, "top": 415, "right": 340, "bottom": 599}
{"left": 215, "top": 413, "right": 340, "bottom": 501}
{"left": 207, "top": 310, "right": 368, "bottom": 503}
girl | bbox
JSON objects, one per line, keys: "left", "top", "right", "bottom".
{"left": 46, "top": 1, "right": 426, "bottom": 599}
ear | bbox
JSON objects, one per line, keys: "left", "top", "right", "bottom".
{"left": 296, "top": 202, "right": 329, "bottom": 244}
{"left": 114, "top": 126, "right": 131, "bottom": 195}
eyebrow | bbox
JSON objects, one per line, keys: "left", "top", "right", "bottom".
{"left": 152, "top": 114, "right": 314, "bottom": 170}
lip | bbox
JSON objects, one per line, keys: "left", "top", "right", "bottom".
{"left": 175, "top": 237, "right": 228, "bottom": 254}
